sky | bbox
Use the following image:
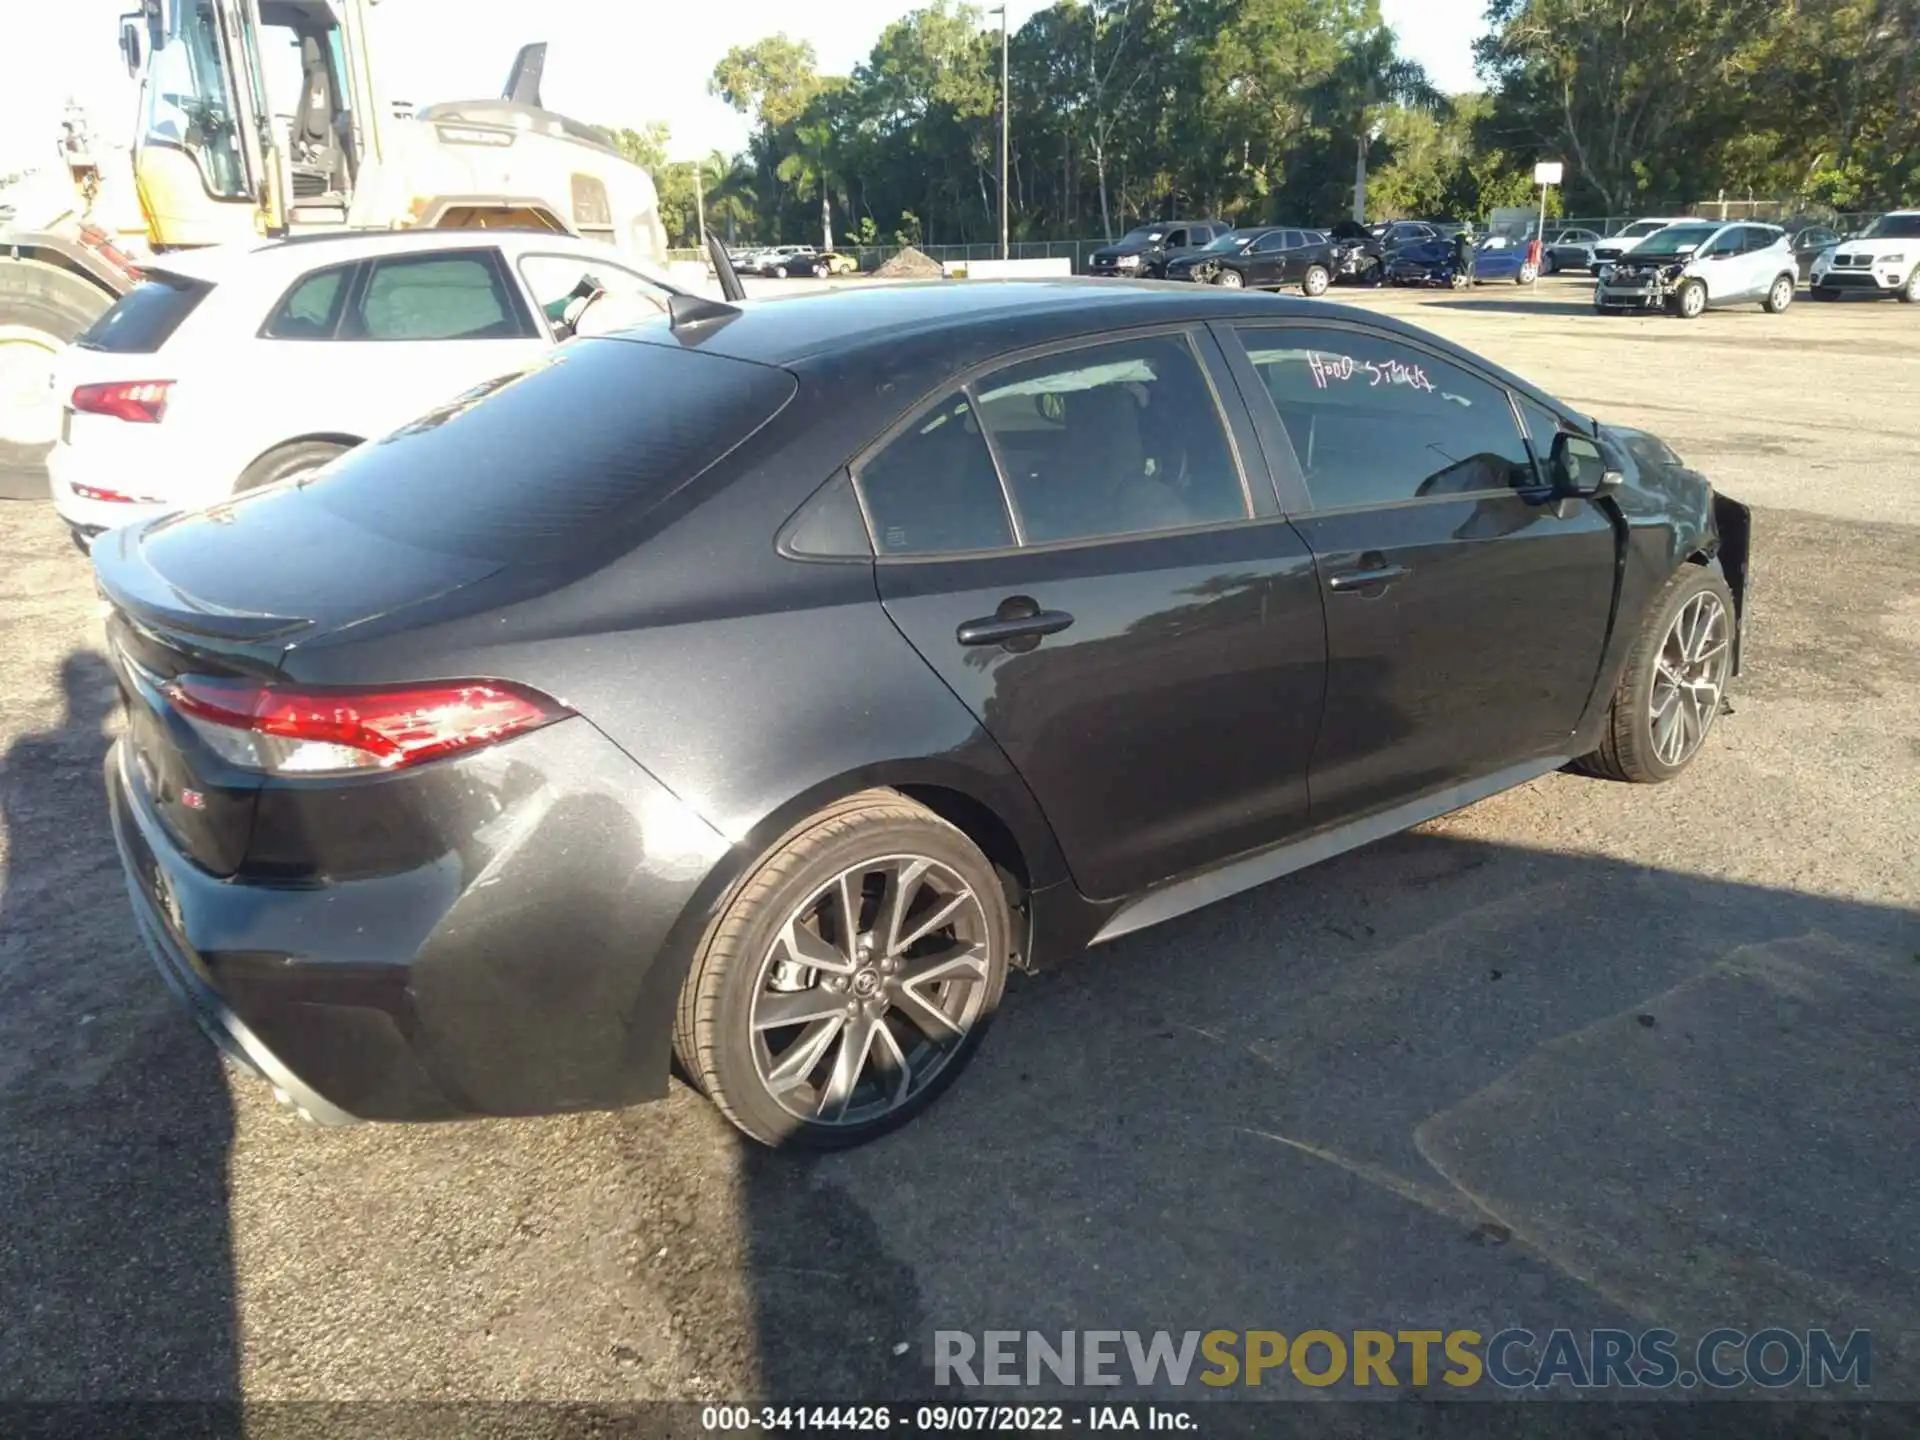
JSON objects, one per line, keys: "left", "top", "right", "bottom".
{"left": 1, "top": 0, "right": 1484, "bottom": 180}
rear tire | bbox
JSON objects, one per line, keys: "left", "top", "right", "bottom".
{"left": 1573, "top": 565, "right": 1735, "bottom": 784}
{"left": 1762, "top": 274, "right": 1794, "bottom": 313}
{"left": 813, "top": 261, "right": 831, "bottom": 280}
{"left": 673, "top": 790, "right": 1011, "bottom": 1148}
{"left": 235, "top": 439, "right": 350, "bottom": 492}
{"left": 0, "top": 260, "right": 114, "bottom": 501}
{"left": 1544, "top": 252, "right": 1559, "bottom": 275}
{"left": 1301, "top": 264, "right": 1330, "bottom": 297}
{"left": 1517, "top": 261, "right": 1538, "bottom": 285}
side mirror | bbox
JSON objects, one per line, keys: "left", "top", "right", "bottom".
{"left": 119, "top": 19, "right": 143, "bottom": 76}
{"left": 1550, "top": 432, "right": 1621, "bottom": 497}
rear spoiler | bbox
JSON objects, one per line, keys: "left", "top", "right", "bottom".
{"left": 92, "top": 522, "right": 312, "bottom": 644}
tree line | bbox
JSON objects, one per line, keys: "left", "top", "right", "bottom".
{"left": 605, "top": 0, "right": 1920, "bottom": 249}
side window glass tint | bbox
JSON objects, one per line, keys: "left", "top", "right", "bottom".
{"left": 350, "top": 254, "right": 521, "bottom": 341}
{"left": 785, "top": 472, "right": 873, "bottom": 558}
{"left": 1252, "top": 231, "right": 1286, "bottom": 253}
{"left": 974, "top": 334, "right": 1247, "bottom": 545}
{"left": 857, "top": 393, "right": 1013, "bottom": 556}
{"left": 263, "top": 263, "right": 351, "bottom": 339}
{"left": 1240, "top": 328, "right": 1535, "bottom": 507}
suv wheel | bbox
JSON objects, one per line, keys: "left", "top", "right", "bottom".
{"left": 1301, "top": 264, "right": 1330, "bottom": 297}
{"left": 1899, "top": 265, "right": 1920, "bottom": 303}
{"left": 1673, "top": 279, "right": 1708, "bottom": 319}
{"left": 1214, "top": 268, "right": 1245, "bottom": 288}
{"left": 235, "top": 439, "right": 350, "bottom": 492}
{"left": 674, "top": 791, "right": 1011, "bottom": 1148}
{"left": 1573, "top": 566, "right": 1735, "bottom": 783}
{"left": 1763, "top": 274, "right": 1795, "bottom": 312}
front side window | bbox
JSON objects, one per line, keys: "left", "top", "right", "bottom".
{"left": 1251, "top": 231, "right": 1287, "bottom": 254}
{"left": 857, "top": 393, "right": 1014, "bottom": 556}
{"left": 262, "top": 262, "right": 352, "bottom": 339}
{"left": 518, "top": 254, "right": 671, "bottom": 331}
{"left": 1238, "top": 327, "right": 1536, "bottom": 509}
{"left": 346, "top": 253, "right": 530, "bottom": 341}
{"left": 138, "top": 0, "right": 250, "bottom": 199}
{"left": 972, "top": 334, "right": 1247, "bottom": 545}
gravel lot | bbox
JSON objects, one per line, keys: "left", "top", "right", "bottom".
{"left": 0, "top": 274, "right": 1915, "bottom": 1420}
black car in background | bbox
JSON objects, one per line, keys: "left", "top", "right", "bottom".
{"left": 1786, "top": 221, "right": 1842, "bottom": 282}
{"left": 1086, "top": 219, "right": 1227, "bottom": 277}
{"left": 99, "top": 280, "right": 1750, "bottom": 1149}
{"left": 1542, "top": 227, "right": 1602, "bottom": 273}
{"left": 1163, "top": 225, "right": 1336, "bottom": 294}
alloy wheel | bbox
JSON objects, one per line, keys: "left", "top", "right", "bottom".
{"left": 0, "top": 324, "right": 63, "bottom": 452}
{"left": 1216, "top": 269, "right": 1244, "bottom": 288}
{"left": 750, "top": 855, "right": 992, "bottom": 1127}
{"left": 1649, "top": 591, "right": 1731, "bottom": 768}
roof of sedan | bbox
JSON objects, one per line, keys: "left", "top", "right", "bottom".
{"left": 623, "top": 278, "right": 1345, "bottom": 366}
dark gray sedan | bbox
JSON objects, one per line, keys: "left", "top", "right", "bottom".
{"left": 1543, "top": 227, "right": 1602, "bottom": 273}
{"left": 98, "top": 280, "right": 1751, "bottom": 1149}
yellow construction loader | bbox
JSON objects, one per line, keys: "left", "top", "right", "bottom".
{"left": 0, "top": 0, "right": 670, "bottom": 496}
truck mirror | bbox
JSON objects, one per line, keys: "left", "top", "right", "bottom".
{"left": 119, "top": 19, "right": 142, "bottom": 76}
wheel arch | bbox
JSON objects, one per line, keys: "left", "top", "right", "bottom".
{"left": 237, "top": 433, "right": 365, "bottom": 484}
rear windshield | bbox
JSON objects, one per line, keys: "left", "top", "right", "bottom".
{"left": 293, "top": 337, "right": 797, "bottom": 562}
{"left": 76, "top": 274, "right": 212, "bottom": 353}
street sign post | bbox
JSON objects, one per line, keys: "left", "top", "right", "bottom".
{"left": 1531, "top": 162, "right": 1564, "bottom": 286}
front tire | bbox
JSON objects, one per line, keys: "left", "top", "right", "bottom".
{"left": 1899, "top": 265, "right": 1920, "bottom": 303}
{"left": 1763, "top": 274, "right": 1794, "bottom": 313}
{"left": 1674, "top": 279, "right": 1707, "bottom": 319}
{"left": 673, "top": 791, "right": 1011, "bottom": 1148}
{"left": 1214, "top": 268, "right": 1245, "bottom": 289}
{"left": 1301, "top": 264, "right": 1330, "bottom": 297}
{"left": 235, "top": 439, "right": 350, "bottom": 492}
{"left": 1573, "top": 566, "right": 1735, "bottom": 784}
{"left": 813, "top": 261, "right": 831, "bottom": 280}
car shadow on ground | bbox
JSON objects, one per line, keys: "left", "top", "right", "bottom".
{"left": 738, "top": 820, "right": 1918, "bottom": 1428}
{"left": 0, "top": 651, "right": 241, "bottom": 1428}
{"left": 1427, "top": 297, "right": 1607, "bottom": 317}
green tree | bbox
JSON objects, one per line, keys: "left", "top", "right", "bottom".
{"left": 1312, "top": 25, "right": 1444, "bottom": 222}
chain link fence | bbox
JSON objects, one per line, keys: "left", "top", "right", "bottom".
{"left": 671, "top": 206, "right": 1886, "bottom": 275}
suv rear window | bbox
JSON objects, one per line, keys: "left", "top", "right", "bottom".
{"left": 294, "top": 337, "right": 796, "bottom": 562}
{"left": 75, "top": 274, "right": 212, "bottom": 353}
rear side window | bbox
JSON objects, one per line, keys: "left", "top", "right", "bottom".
{"left": 262, "top": 262, "right": 352, "bottom": 339}
{"left": 75, "top": 276, "right": 211, "bottom": 353}
{"left": 292, "top": 338, "right": 795, "bottom": 561}
{"left": 345, "top": 252, "right": 533, "bottom": 341}
{"left": 857, "top": 393, "right": 1014, "bottom": 556}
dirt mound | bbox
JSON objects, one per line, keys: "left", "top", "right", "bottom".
{"left": 873, "top": 245, "right": 946, "bottom": 279}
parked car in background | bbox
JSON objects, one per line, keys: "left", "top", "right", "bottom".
{"left": 49, "top": 230, "right": 680, "bottom": 549}
{"left": 755, "top": 245, "right": 818, "bottom": 276}
{"left": 773, "top": 250, "right": 859, "bottom": 278}
{"left": 1786, "top": 222, "right": 1843, "bottom": 282}
{"left": 1591, "top": 218, "right": 1694, "bottom": 269}
{"left": 1809, "top": 210, "right": 1920, "bottom": 301}
{"left": 1594, "top": 221, "right": 1797, "bottom": 318}
{"left": 1164, "top": 226, "right": 1334, "bottom": 294}
{"left": 1087, "top": 220, "right": 1228, "bottom": 278}
{"left": 98, "top": 279, "right": 1750, "bottom": 1148}
{"left": 1542, "top": 228, "right": 1602, "bottom": 273}
{"left": 1387, "top": 232, "right": 1538, "bottom": 287}
{"left": 1326, "top": 219, "right": 1386, "bottom": 285}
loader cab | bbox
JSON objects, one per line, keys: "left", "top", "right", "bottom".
{"left": 130, "top": 0, "right": 369, "bottom": 242}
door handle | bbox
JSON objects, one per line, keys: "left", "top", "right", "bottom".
{"left": 1327, "top": 563, "right": 1409, "bottom": 592}
{"left": 956, "top": 603, "right": 1075, "bottom": 648}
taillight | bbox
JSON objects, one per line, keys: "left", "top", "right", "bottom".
{"left": 71, "top": 380, "right": 173, "bottom": 423}
{"left": 162, "top": 677, "right": 570, "bottom": 775}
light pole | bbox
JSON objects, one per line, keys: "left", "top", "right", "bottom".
{"left": 990, "top": 5, "right": 1009, "bottom": 260}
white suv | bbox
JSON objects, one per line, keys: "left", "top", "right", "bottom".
{"left": 1593, "top": 221, "right": 1799, "bottom": 319}
{"left": 1809, "top": 211, "right": 1920, "bottom": 302}
{"left": 1590, "top": 217, "right": 1695, "bottom": 269}
{"left": 49, "top": 230, "right": 679, "bottom": 547}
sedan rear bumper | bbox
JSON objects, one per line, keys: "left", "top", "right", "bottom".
{"left": 106, "top": 718, "right": 734, "bottom": 1123}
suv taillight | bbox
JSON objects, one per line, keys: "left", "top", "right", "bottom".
{"left": 71, "top": 380, "right": 173, "bottom": 423}
{"left": 163, "top": 677, "right": 570, "bottom": 775}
